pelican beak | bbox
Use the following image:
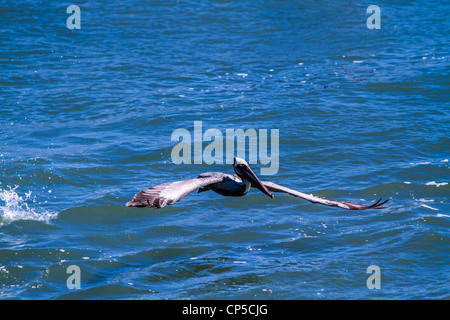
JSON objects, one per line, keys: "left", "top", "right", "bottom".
{"left": 234, "top": 158, "right": 274, "bottom": 199}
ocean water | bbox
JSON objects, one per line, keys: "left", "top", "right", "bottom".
{"left": 1, "top": 0, "right": 449, "bottom": 300}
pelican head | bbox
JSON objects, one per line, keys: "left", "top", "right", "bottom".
{"left": 233, "top": 157, "right": 274, "bottom": 198}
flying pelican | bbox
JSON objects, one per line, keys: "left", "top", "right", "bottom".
{"left": 126, "top": 157, "right": 389, "bottom": 210}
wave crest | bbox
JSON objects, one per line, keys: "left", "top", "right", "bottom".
{"left": 0, "top": 186, "right": 57, "bottom": 225}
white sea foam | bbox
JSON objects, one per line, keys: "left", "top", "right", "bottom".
{"left": 409, "top": 161, "right": 431, "bottom": 166}
{"left": 420, "top": 204, "right": 438, "bottom": 211}
{"left": 417, "top": 198, "right": 434, "bottom": 203}
{"left": 0, "top": 186, "right": 57, "bottom": 225}
{"left": 425, "top": 181, "right": 448, "bottom": 187}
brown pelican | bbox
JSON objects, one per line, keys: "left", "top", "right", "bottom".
{"left": 126, "top": 157, "right": 389, "bottom": 210}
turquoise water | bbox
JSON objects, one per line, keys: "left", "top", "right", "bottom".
{"left": 1, "top": 0, "right": 449, "bottom": 299}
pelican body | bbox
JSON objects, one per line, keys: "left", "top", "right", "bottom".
{"left": 126, "top": 157, "right": 388, "bottom": 210}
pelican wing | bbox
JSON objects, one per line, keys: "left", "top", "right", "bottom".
{"left": 259, "top": 181, "right": 388, "bottom": 210}
{"left": 126, "top": 174, "right": 226, "bottom": 208}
